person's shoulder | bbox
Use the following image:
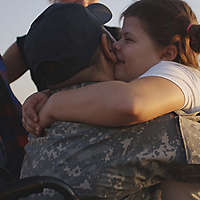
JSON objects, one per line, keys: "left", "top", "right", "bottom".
{"left": 151, "top": 61, "right": 189, "bottom": 71}
{"left": 154, "top": 61, "right": 200, "bottom": 73}
{"left": 141, "top": 61, "right": 200, "bottom": 78}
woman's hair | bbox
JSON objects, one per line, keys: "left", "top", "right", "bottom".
{"left": 121, "top": 0, "right": 200, "bottom": 68}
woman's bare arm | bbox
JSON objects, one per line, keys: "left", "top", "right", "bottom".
{"left": 38, "top": 76, "right": 184, "bottom": 128}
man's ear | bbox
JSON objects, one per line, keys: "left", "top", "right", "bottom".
{"left": 101, "top": 33, "right": 117, "bottom": 63}
{"left": 160, "top": 44, "right": 178, "bottom": 61}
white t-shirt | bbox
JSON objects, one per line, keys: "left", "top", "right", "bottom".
{"left": 139, "top": 61, "right": 200, "bottom": 114}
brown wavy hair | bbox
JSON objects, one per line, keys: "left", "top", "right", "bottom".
{"left": 121, "top": 0, "right": 200, "bottom": 68}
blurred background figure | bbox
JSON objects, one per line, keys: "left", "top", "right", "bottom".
{"left": 49, "top": 0, "right": 98, "bottom": 7}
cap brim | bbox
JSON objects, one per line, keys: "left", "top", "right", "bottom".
{"left": 87, "top": 3, "right": 112, "bottom": 25}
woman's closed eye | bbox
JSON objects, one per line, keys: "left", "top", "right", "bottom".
{"left": 125, "top": 37, "right": 135, "bottom": 42}
{"left": 122, "top": 32, "right": 136, "bottom": 43}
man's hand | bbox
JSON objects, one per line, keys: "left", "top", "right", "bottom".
{"left": 22, "top": 91, "right": 49, "bottom": 136}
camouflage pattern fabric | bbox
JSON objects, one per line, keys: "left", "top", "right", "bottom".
{"left": 21, "top": 83, "right": 200, "bottom": 200}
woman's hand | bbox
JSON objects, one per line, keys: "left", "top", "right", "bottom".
{"left": 37, "top": 98, "right": 55, "bottom": 131}
{"left": 22, "top": 91, "right": 49, "bottom": 136}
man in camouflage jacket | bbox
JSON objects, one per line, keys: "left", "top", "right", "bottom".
{"left": 22, "top": 82, "right": 200, "bottom": 199}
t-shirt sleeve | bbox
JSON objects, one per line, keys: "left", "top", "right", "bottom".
{"left": 139, "top": 61, "right": 200, "bottom": 113}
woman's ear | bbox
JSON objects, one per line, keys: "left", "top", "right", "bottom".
{"left": 161, "top": 34, "right": 183, "bottom": 61}
{"left": 101, "top": 33, "right": 117, "bottom": 63}
{"left": 160, "top": 44, "right": 178, "bottom": 61}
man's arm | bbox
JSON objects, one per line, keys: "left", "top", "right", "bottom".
{"left": 3, "top": 41, "right": 28, "bottom": 83}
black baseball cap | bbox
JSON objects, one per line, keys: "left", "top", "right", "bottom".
{"left": 24, "top": 3, "right": 112, "bottom": 86}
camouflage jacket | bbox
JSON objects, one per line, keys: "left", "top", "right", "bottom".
{"left": 21, "top": 83, "right": 200, "bottom": 200}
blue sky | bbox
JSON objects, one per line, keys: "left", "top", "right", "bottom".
{"left": 0, "top": 0, "right": 200, "bottom": 102}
